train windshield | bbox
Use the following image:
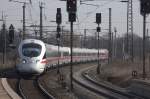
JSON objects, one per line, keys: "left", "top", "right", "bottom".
{"left": 22, "top": 43, "right": 42, "bottom": 57}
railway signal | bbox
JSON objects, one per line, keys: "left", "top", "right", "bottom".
{"left": 39, "top": 2, "right": 44, "bottom": 40}
{"left": 56, "top": 8, "right": 62, "bottom": 25}
{"left": 69, "top": 13, "right": 76, "bottom": 22}
{"left": 56, "top": 25, "right": 61, "bottom": 74}
{"left": 108, "top": 8, "right": 112, "bottom": 63}
{"left": 66, "top": 0, "right": 77, "bottom": 91}
{"left": 67, "top": 0, "right": 77, "bottom": 22}
{"left": 2, "top": 23, "right": 6, "bottom": 64}
{"left": 96, "top": 13, "right": 101, "bottom": 74}
{"left": 56, "top": 8, "right": 62, "bottom": 74}
{"left": 9, "top": 24, "right": 15, "bottom": 44}
{"left": 67, "top": 0, "right": 77, "bottom": 13}
{"left": 140, "top": 0, "right": 150, "bottom": 15}
{"left": 140, "top": 0, "right": 150, "bottom": 79}
{"left": 96, "top": 13, "right": 101, "bottom": 24}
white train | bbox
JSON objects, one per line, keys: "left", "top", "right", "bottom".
{"left": 16, "top": 39, "right": 108, "bottom": 75}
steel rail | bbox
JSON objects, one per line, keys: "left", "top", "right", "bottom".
{"left": 82, "top": 71, "right": 146, "bottom": 99}
{"left": 73, "top": 67, "right": 145, "bottom": 99}
{"left": 36, "top": 77, "right": 55, "bottom": 99}
{"left": 17, "top": 79, "right": 27, "bottom": 99}
{"left": 17, "top": 77, "right": 55, "bottom": 99}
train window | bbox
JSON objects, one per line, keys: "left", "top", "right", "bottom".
{"left": 22, "top": 43, "right": 42, "bottom": 57}
{"left": 73, "top": 53, "right": 75, "bottom": 56}
{"left": 47, "top": 51, "right": 58, "bottom": 57}
{"left": 73, "top": 52, "right": 79, "bottom": 56}
{"left": 63, "top": 52, "right": 69, "bottom": 56}
{"left": 76, "top": 53, "right": 79, "bottom": 56}
{"left": 77, "top": 53, "right": 81, "bottom": 56}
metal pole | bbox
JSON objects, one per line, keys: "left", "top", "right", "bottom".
{"left": 57, "top": 40, "right": 60, "bottom": 74}
{"left": 126, "top": 0, "right": 129, "bottom": 55}
{"left": 109, "top": 8, "right": 112, "bottom": 62}
{"left": 112, "top": 32, "right": 114, "bottom": 58}
{"left": 70, "top": 21, "right": 73, "bottom": 90}
{"left": 61, "top": 26, "right": 64, "bottom": 46}
{"left": 2, "top": 23, "right": 5, "bottom": 64}
{"left": 139, "top": 39, "right": 142, "bottom": 60}
{"left": 4, "top": 23, "right": 6, "bottom": 65}
{"left": 143, "top": 13, "right": 146, "bottom": 79}
{"left": 84, "top": 29, "right": 86, "bottom": 48}
{"left": 81, "top": 34, "right": 83, "bottom": 48}
{"left": 2, "top": 17, "right": 6, "bottom": 65}
{"left": 97, "top": 25, "right": 100, "bottom": 74}
{"left": 147, "top": 29, "right": 149, "bottom": 37}
{"left": 146, "top": 29, "right": 148, "bottom": 54}
{"left": 123, "top": 37, "right": 125, "bottom": 60}
{"left": 57, "top": 26, "right": 60, "bottom": 74}
{"left": 40, "top": 3, "right": 43, "bottom": 40}
{"left": 95, "top": 32, "right": 97, "bottom": 49}
{"left": 131, "top": 0, "right": 134, "bottom": 62}
{"left": 114, "top": 27, "right": 117, "bottom": 58}
{"left": 23, "top": 3, "right": 25, "bottom": 40}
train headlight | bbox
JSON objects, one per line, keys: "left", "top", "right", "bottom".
{"left": 22, "top": 59, "right": 26, "bottom": 63}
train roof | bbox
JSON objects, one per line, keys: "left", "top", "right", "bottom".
{"left": 45, "top": 44, "right": 69, "bottom": 52}
{"left": 19, "top": 39, "right": 108, "bottom": 54}
{"left": 20, "top": 39, "right": 45, "bottom": 45}
{"left": 45, "top": 43, "right": 108, "bottom": 54}
{"left": 18, "top": 39, "right": 108, "bottom": 56}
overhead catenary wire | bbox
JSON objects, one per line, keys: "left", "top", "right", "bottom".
{"left": 79, "top": 0, "right": 117, "bottom": 25}
{"left": 78, "top": 0, "right": 139, "bottom": 25}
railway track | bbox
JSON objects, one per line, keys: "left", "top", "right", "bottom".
{"left": 17, "top": 77, "right": 55, "bottom": 99}
{"left": 40, "top": 62, "right": 99, "bottom": 99}
{"left": 82, "top": 70, "right": 150, "bottom": 99}
{"left": 73, "top": 66, "right": 146, "bottom": 99}
{"left": 8, "top": 62, "right": 146, "bottom": 99}
{"left": 8, "top": 62, "right": 97, "bottom": 99}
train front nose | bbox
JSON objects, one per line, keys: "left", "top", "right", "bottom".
{"left": 17, "top": 61, "right": 45, "bottom": 74}
{"left": 17, "top": 39, "right": 47, "bottom": 75}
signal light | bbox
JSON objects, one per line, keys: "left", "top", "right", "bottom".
{"left": 67, "top": 0, "right": 77, "bottom": 13}
{"left": 97, "top": 27, "right": 101, "bottom": 32}
{"left": 96, "top": 13, "right": 101, "bottom": 24}
{"left": 56, "top": 8, "right": 62, "bottom": 24}
{"left": 69, "top": 13, "right": 76, "bottom": 22}
{"left": 140, "top": 0, "right": 150, "bottom": 15}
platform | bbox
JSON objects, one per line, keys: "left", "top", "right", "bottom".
{"left": 1, "top": 78, "right": 21, "bottom": 99}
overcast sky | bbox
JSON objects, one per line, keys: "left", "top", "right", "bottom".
{"left": 0, "top": 0, "right": 149, "bottom": 37}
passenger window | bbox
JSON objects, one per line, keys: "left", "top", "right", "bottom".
{"left": 63, "top": 52, "right": 69, "bottom": 56}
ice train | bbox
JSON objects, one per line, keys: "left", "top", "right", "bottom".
{"left": 16, "top": 39, "right": 108, "bottom": 75}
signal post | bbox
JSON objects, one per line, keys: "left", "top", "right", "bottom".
{"left": 66, "top": 0, "right": 77, "bottom": 91}
{"left": 96, "top": 13, "right": 101, "bottom": 74}
{"left": 56, "top": 8, "right": 62, "bottom": 74}
{"left": 140, "top": 0, "right": 150, "bottom": 79}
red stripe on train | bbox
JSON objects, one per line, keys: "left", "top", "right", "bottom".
{"left": 41, "top": 59, "right": 48, "bottom": 64}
